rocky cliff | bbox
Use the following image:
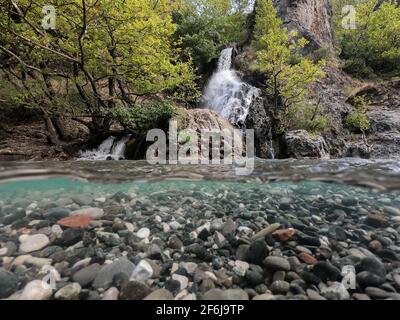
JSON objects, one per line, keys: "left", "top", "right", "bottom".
{"left": 274, "top": 0, "right": 334, "bottom": 51}
{"left": 351, "top": 80, "right": 400, "bottom": 159}
{"left": 269, "top": 0, "right": 400, "bottom": 160}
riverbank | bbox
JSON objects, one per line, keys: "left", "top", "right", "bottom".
{"left": 0, "top": 118, "right": 88, "bottom": 161}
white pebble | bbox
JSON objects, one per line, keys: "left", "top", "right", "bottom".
{"left": 19, "top": 234, "right": 50, "bottom": 253}
{"left": 136, "top": 228, "right": 150, "bottom": 239}
{"left": 20, "top": 280, "right": 53, "bottom": 300}
{"left": 131, "top": 260, "right": 153, "bottom": 282}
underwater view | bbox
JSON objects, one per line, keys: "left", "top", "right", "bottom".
{"left": 1, "top": 0, "right": 400, "bottom": 311}
{"left": 0, "top": 159, "right": 400, "bottom": 300}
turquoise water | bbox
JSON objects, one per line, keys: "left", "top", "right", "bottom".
{"left": 1, "top": 159, "right": 400, "bottom": 301}
{"left": 1, "top": 177, "right": 399, "bottom": 214}
{"left": 0, "top": 159, "right": 400, "bottom": 208}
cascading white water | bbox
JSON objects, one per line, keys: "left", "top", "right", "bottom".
{"left": 79, "top": 135, "right": 131, "bottom": 161}
{"left": 202, "top": 48, "right": 262, "bottom": 126}
{"left": 217, "top": 48, "right": 234, "bottom": 71}
{"left": 267, "top": 128, "right": 276, "bottom": 160}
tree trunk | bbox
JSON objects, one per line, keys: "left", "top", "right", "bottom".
{"left": 44, "top": 115, "right": 60, "bottom": 147}
{"left": 52, "top": 116, "right": 69, "bottom": 141}
{"left": 85, "top": 117, "right": 112, "bottom": 148}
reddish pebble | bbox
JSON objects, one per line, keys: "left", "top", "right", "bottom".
{"left": 273, "top": 228, "right": 296, "bottom": 242}
{"left": 366, "top": 212, "right": 387, "bottom": 228}
{"left": 58, "top": 215, "right": 93, "bottom": 228}
{"left": 298, "top": 252, "right": 317, "bottom": 265}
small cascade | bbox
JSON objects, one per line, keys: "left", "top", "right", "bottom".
{"left": 79, "top": 135, "right": 131, "bottom": 161}
{"left": 217, "top": 48, "right": 234, "bottom": 71}
{"left": 268, "top": 129, "right": 276, "bottom": 159}
{"left": 202, "top": 48, "right": 262, "bottom": 127}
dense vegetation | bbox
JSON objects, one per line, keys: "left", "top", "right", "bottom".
{"left": 0, "top": 0, "right": 198, "bottom": 146}
{"left": 174, "top": 0, "right": 249, "bottom": 78}
{"left": 333, "top": 0, "right": 400, "bottom": 78}
{"left": 251, "top": 0, "right": 326, "bottom": 134}
{"left": 0, "top": 0, "right": 399, "bottom": 156}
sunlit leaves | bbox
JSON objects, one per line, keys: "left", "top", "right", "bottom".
{"left": 335, "top": 0, "right": 400, "bottom": 76}
{"left": 252, "top": 0, "right": 325, "bottom": 112}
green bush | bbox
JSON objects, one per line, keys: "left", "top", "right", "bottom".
{"left": 344, "top": 96, "right": 371, "bottom": 133}
{"left": 342, "top": 58, "right": 376, "bottom": 79}
{"left": 345, "top": 113, "right": 370, "bottom": 133}
{"left": 334, "top": 0, "right": 400, "bottom": 78}
{"left": 110, "top": 103, "right": 176, "bottom": 134}
{"left": 279, "top": 101, "right": 330, "bottom": 134}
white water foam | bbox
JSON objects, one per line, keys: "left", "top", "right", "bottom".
{"left": 202, "top": 48, "right": 262, "bottom": 126}
{"left": 79, "top": 135, "right": 131, "bottom": 161}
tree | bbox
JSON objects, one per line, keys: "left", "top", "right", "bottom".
{"left": 174, "top": 0, "right": 248, "bottom": 77}
{"left": 334, "top": 0, "right": 400, "bottom": 77}
{"left": 0, "top": 0, "right": 197, "bottom": 146}
{"left": 252, "top": 0, "right": 325, "bottom": 134}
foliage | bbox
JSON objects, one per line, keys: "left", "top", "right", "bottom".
{"left": 333, "top": 0, "right": 400, "bottom": 77}
{"left": 0, "top": 0, "right": 198, "bottom": 138}
{"left": 281, "top": 101, "right": 330, "bottom": 134}
{"left": 345, "top": 113, "right": 370, "bottom": 132}
{"left": 110, "top": 103, "right": 176, "bottom": 134}
{"left": 174, "top": 0, "right": 248, "bottom": 76}
{"left": 312, "top": 48, "right": 332, "bottom": 63}
{"left": 251, "top": 0, "right": 326, "bottom": 133}
{"left": 345, "top": 96, "right": 371, "bottom": 133}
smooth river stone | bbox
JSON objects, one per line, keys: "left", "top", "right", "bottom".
{"left": 102, "top": 287, "right": 119, "bottom": 300}
{"left": 93, "top": 257, "right": 135, "bottom": 289}
{"left": 70, "top": 208, "right": 104, "bottom": 220}
{"left": 0, "top": 268, "right": 19, "bottom": 299}
{"left": 383, "top": 206, "right": 400, "bottom": 216}
{"left": 144, "top": 288, "right": 174, "bottom": 300}
{"left": 19, "top": 234, "right": 50, "bottom": 253}
{"left": 54, "top": 283, "right": 81, "bottom": 300}
{"left": 252, "top": 223, "right": 281, "bottom": 241}
{"left": 20, "top": 280, "right": 53, "bottom": 300}
{"left": 136, "top": 228, "right": 150, "bottom": 239}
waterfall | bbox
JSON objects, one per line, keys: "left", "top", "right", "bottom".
{"left": 202, "top": 48, "right": 262, "bottom": 127}
{"left": 217, "top": 48, "right": 234, "bottom": 71}
{"left": 79, "top": 135, "right": 131, "bottom": 161}
{"left": 268, "top": 128, "right": 276, "bottom": 160}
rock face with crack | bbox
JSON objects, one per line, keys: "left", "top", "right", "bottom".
{"left": 348, "top": 80, "right": 400, "bottom": 159}
{"left": 274, "top": 0, "right": 334, "bottom": 51}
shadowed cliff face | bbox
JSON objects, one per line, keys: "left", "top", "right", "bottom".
{"left": 274, "top": 0, "right": 333, "bottom": 51}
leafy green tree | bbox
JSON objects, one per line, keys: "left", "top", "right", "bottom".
{"left": 0, "top": 0, "right": 197, "bottom": 145}
{"left": 334, "top": 0, "right": 400, "bottom": 77}
{"left": 252, "top": 0, "right": 326, "bottom": 134}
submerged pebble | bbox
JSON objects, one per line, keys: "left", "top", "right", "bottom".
{"left": 0, "top": 175, "right": 399, "bottom": 301}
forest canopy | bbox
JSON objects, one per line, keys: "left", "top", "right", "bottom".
{"left": 0, "top": 0, "right": 399, "bottom": 153}
{"left": 0, "top": 0, "right": 198, "bottom": 144}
